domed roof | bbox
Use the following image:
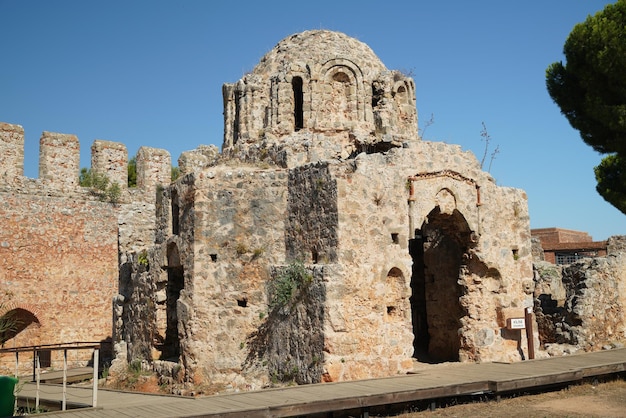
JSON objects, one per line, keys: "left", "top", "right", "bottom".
{"left": 251, "top": 30, "right": 388, "bottom": 79}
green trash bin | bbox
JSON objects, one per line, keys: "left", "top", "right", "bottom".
{"left": 0, "top": 375, "right": 17, "bottom": 417}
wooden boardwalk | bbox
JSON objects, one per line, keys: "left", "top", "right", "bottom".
{"left": 16, "top": 348, "right": 626, "bottom": 417}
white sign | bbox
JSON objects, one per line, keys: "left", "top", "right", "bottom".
{"left": 507, "top": 318, "right": 526, "bottom": 330}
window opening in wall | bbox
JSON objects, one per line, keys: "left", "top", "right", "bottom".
{"left": 391, "top": 233, "right": 399, "bottom": 244}
{"left": 512, "top": 248, "right": 519, "bottom": 260}
{"left": 171, "top": 189, "right": 180, "bottom": 235}
{"left": 395, "top": 85, "right": 408, "bottom": 104}
{"left": 210, "top": 254, "right": 217, "bottom": 262}
{"left": 163, "top": 243, "right": 183, "bottom": 361}
{"left": 237, "top": 298, "right": 248, "bottom": 308}
{"left": 555, "top": 251, "right": 597, "bottom": 265}
{"left": 372, "top": 84, "right": 380, "bottom": 108}
{"left": 292, "top": 76, "right": 304, "bottom": 131}
{"left": 233, "top": 91, "right": 241, "bottom": 143}
{"left": 312, "top": 248, "right": 319, "bottom": 264}
{"left": 387, "top": 306, "right": 396, "bottom": 315}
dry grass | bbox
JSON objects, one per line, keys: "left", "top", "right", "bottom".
{"left": 387, "top": 376, "right": 626, "bottom": 418}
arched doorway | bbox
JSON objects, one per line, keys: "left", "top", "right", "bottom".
{"left": 409, "top": 207, "right": 474, "bottom": 363}
{"left": 0, "top": 308, "right": 40, "bottom": 344}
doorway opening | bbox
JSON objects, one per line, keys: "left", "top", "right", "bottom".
{"left": 163, "top": 243, "right": 184, "bottom": 361}
{"left": 410, "top": 207, "right": 473, "bottom": 363}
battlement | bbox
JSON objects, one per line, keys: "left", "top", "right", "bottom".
{"left": 0, "top": 122, "right": 171, "bottom": 196}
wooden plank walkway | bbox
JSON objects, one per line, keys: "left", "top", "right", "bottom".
{"left": 22, "top": 367, "right": 96, "bottom": 384}
{"left": 16, "top": 348, "right": 626, "bottom": 417}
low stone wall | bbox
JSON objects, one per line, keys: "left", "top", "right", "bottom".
{"left": 533, "top": 240, "right": 626, "bottom": 355}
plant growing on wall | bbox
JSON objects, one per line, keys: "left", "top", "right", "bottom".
{"left": 0, "top": 304, "right": 20, "bottom": 346}
{"left": 268, "top": 260, "right": 313, "bottom": 310}
{"left": 79, "top": 168, "right": 121, "bottom": 203}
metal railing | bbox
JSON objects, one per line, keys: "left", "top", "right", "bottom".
{"left": 0, "top": 342, "right": 103, "bottom": 411}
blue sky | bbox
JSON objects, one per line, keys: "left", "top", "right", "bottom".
{"left": 1, "top": 0, "right": 623, "bottom": 240}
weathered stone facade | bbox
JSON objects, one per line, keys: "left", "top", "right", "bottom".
{"left": 534, "top": 236, "right": 626, "bottom": 355}
{"left": 111, "top": 30, "right": 538, "bottom": 391}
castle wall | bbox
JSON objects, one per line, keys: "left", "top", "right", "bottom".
{"left": 0, "top": 123, "right": 24, "bottom": 180}
{"left": 39, "top": 131, "right": 80, "bottom": 190}
{"left": 0, "top": 193, "right": 118, "bottom": 373}
{"left": 0, "top": 122, "right": 171, "bottom": 374}
{"left": 91, "top": 139, "right": 128, "bottom": 187}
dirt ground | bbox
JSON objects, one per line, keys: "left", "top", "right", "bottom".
{"left": 390, "top": 376, "right": 626, "bottom": 418}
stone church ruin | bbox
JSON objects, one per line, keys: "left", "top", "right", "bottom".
{"left": 113, "top": 30, "right": 537, "bottom": 389}
{"left": 1, "top": 30, "right": 624, "bottom": 392}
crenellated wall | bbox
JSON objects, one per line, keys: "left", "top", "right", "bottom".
{"left": 0, "top": 121, "right": 172, "bottom": 374}
{"left": 0, "top": 122, "right": 170, "bottom": 197}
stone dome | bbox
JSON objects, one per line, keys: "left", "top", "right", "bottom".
{"left": 252, "top": 30, "right": 388, "bottom": 80}
{"left": 221, "top": 30, "right": 418, "bottom": 162}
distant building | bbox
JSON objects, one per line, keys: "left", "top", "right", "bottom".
{"left": 531, "top": 227, "right": 607, "bottom": 264}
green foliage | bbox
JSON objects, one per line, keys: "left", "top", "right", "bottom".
{"left": 107, "top": 182, "right": 121, "bottom": 203}
{"left": 595, "top": 154, "right": 626, "bottom": 214}
{"left": 137, "top": 250, "right": 149, "bottom": 267}
{"left": 127, "top": 156, "right": 137, "bottom": 187}
{"left": 269, "top": 260, "right": 313, "bottom": 309}
{"left": 546, "top": 0, "right": 626, "bottom": 215}
{"left": 79, "top": 168, "right": 121, "bottom": 203}
{"left": 171, "top": 166, "right": 180, "bottom": 182}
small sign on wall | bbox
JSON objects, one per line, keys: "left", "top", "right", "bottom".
{"left": 507, "top": 317, "right": 526, "bottom": 330}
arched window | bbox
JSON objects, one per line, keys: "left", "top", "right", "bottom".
{"left": 292, "top": 76, "right": 304, "bottom": 131}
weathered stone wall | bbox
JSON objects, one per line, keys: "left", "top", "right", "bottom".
{"left": 91, "top": 139, "right": 128, "bottom": 188}
{"left": 321, "top": 141, "right": 535, "bottom": 378}
{"left": 0, "top": 122, "right": 171, "bottom": 375}
{"left": 0, "top": 193, "right": 118, "bottom": 374}
{"left": 39, "top": 131, "right": 81, "bottom": 190}
{"left": 0, "top": 123, "right": 25, "bottom": 180}
{"left": 246, "top": 264, "right": 326, "bottom": 385}
{"left": 533, "top": 246, "right": 626, "bottom": 355}
{"left": 608, "top": 235, "right": 626, "bottom": 254}
{"left": 163, "top": 167, "right": 290, "bottom": 388}
{"left": 286, "top": 162, "right": 338, "bottom": 263}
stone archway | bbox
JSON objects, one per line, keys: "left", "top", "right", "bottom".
{"left": 409, "top": 207, "right": 474, "bottom": 363}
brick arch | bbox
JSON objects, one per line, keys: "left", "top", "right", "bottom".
{"left": 0, "top": 302, "right": 42, "bottom": 326}
{"left": 0, "top": 304, "right": 42, "bottom": 344}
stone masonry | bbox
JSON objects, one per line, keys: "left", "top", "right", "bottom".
{"left": 2, "top": 30, "right": 624, "bottom": 392}
{"left": 111, "top": 31, "right": 539, "bottom": 392}
{"left": 0, "top": 122, "right": 171, "bottom": 374}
